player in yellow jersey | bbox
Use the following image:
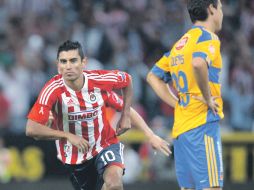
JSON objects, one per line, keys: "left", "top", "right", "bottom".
{"left": 147, "top": 0, "right": 224, "bottom": 189}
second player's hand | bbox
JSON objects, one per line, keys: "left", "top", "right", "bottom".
{"left": 149, "top": 135, "right": 171, "bottom": 156}
{"left": 192, "top": 95, "right": 219, "bottom": 115}
{"left": 116, "top": 115, "right": 131, "bottom": 136}
{"left": 66, "top": 133, "right": 89, "bottom": 153}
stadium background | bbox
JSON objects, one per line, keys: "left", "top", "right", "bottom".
{"left": 0, "top": 0, "right": 253, "bottom": 189}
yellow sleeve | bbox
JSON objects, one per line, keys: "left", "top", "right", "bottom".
{"left": 155, "top": 52, "right": 171, "bottom": 72}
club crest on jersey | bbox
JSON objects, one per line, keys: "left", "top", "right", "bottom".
{"left": 176, "top": 36, "right": 188, "bottom": 50}
{"left": 89, "top": 92, "right": 97, "bottom": 103}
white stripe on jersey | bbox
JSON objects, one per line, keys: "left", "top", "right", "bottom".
{"left": 86, "top": 73, "right": 118, "bottom": 78}
{"left": 95, "top": 88, "right": 104, "bottom": 154}
{"left": 89, "top": 78, "right": 117, "bottom": 82}
{"left": 39, "top": 78, "right": 62, "bottom": 104}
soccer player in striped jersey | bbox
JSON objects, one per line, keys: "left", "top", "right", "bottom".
{"left": 26, "top": 40, "right": 133, "bottom": 190}
{"left": 147, "top": 0, "right": 224, "bottom": 189}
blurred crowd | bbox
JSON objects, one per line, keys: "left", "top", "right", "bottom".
{"left": 0, "top": 0, "right": 254, "bottom": 182}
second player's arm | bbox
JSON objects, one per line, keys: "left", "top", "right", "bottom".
{"left": 146, "top": 72, "right": 178, "bottom": 108}
{"left": 192, "top": 57, "right": 218, "bottom": 114}
{"left": 130, "top": 108, "right": 171, "bottom": 156}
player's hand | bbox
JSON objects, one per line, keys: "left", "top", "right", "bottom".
{"left": 116, "top": 114, "right": 131, "bottom": 136}
{"left": 149, "top": 135, "right": 171, "bottom": 156}
{"left": 66, "top": 133, "right": 89, "bottom": 153}
{"left": 192, "top": 95, "right": 219, "bottom": 115}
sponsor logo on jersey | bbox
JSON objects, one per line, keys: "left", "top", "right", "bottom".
{"left": 68, "top": 109, "right": 99, "bottom": 122}
{"left": 176, "top": 36, "right": 188, "bottom": 50}
{"left": 67, "top": 98, "right": 74, "bottom": 106}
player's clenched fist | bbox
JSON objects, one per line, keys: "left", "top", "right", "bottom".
{"left": 116, "top": 115, "right": 131, "bottom": 136}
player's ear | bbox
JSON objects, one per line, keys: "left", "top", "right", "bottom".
{"left": 208, "top": 4, "right": 214, "bottom": 16}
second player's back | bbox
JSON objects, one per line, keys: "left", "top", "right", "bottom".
{"left": 169, "top": 26, "right": 221, "bottom": 99}
{"left": 168, "top": 26, "right": 223, "bottom": 138}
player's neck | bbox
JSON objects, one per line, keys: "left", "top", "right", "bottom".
{"left": 64, "top": 75, "right": 84, "bottom": 91}
{"left": 194, "top": 21, "right": 216, "bottom": 33}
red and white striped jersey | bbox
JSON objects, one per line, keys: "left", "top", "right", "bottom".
{"left": 27, "top": 70, "right": 131, "bottom": 165}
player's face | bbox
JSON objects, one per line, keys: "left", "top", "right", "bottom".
{"left": 57, "top": 49, "right": 85, "bottom": 82}
{"left": 214, "top": 0, "right": 223, "bottom": 32}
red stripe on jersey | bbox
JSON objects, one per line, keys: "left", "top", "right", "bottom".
{"left": 75, "top": 91, "right": 89, "bottom": 161}
{"left": 57, "top": 94, "right": 66, "bottom": 163}
{"left": 65, "top": 90, "right": 78, "bottom": 164}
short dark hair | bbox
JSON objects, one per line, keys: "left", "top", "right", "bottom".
{"left": 187, "top": 0, "right": 218, "bottom": 23}
{"left": 57, "top": 40, "right": 84, "bottom": 59}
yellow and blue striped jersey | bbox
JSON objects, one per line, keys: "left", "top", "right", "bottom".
{"left": 151, "top": 26, "right": 224, "bottom": 138}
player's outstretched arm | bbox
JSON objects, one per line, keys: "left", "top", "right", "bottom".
{"left": 146, "top": 72, "right": 178, "bottom": 108}
{"left": 192, "top": 57, "right": 219, "bottom": 114}
{"left": 26, "top": 119, "right": 89, "bottom": 152}
{"left": 130, "top": 108, "right": 171, "bottom": 156}
{"left": 116, "top": 76, "right": 133, "bottom": 136}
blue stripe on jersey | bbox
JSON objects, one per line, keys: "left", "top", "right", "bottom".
{"left": 151, "top": 65, "right": 171, "bottom": 83}
{"left": 206, "top": 109, "right": 221, "bottom": 123}
{"left": 209, "top": 66, "right": 221, "bottom": 84}
{"left": 164, "top": 51, "right": 170, "bottom": 57}
{"left": 193, "top": 52, "right": 207, "bottom": 60}
{"left": 197, "top": 28, "right": 212, "bottom": 43}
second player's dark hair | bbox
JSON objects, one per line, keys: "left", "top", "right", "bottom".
{"left": 187, "top": 0, "right": 218, "bottom": 23}
{"left": 57, "top": 40, "right": 84, "bottom": 59}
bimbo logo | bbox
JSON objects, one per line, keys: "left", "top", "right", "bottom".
{"left": 68, "top": 109, "right": 98, "bottom": 122}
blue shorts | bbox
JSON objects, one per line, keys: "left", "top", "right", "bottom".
{"left": 65, "top": 142, "right": 125, "bottom": 190}
{"left": 173, "top": 122, "right": 223, "bottom": 190}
